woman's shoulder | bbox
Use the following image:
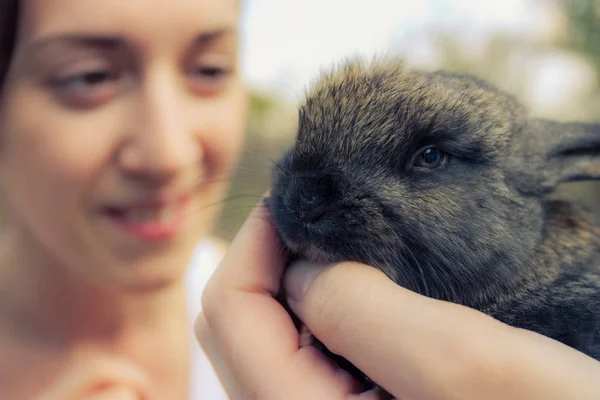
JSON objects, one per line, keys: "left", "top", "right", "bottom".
{"left": 185, "top": 236, "right": 231, "bottom": 399}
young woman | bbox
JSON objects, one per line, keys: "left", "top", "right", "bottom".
{"left": 0, "top": 0, "right": 245, "bottom": 398}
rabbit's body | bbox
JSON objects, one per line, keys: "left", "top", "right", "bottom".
{"left": 267, "top": 57, "right": 600, "bottom": 394}
{"left": 486, "top": 200, "right": 600, "bottom": 360}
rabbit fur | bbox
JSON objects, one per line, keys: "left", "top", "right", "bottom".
{"left": 266, "top": 57, "right": 600, "bottom": 395}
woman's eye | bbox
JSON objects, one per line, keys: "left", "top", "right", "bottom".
{"left": 195, "top": 66, "right": 227, "bottom": 78}
{"left": 51, "top": 69, "right": 122, "bottom": 108}
{"left": 55, "top": 70, "right": 115, "bottom": 90}
{"left": 188, "top": 64, "right": 232, "bottom": 95}
{"left": 413, "top": 147, "right": 450, "bottom": 169}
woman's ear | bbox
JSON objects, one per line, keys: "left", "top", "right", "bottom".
{"left": 511, "top": 119, "right": 600, "bottom": 197}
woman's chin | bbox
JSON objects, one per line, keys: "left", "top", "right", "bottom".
{"left": 103, "top": 256, "right": 192, "bottom": 294}
{"left": 118, "top": 272, "right": 183, "bottom": 294}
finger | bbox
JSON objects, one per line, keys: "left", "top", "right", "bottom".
{"left": 194, "top": 313, "right": 248, "bottom": 400}
{"left": 284, "top": 260, "right": 600, "bottom": 400}
{"left": 84, "top": 386, "right": 143, "bottom": 400}
{"left": 197, "top": 305, "right": 362, "bottom": 400}
{"left": 197, "top": 201, "right": 361, "bottom": 398}
{"left": 284, "top": 260, "right": 508, "bottom": 397}
{"left": 196, "top": 311, "right": 362, "bottom": 398}
{"left": 204, "top": 197, "right": 286, "bottom": 298}
{"left": 36, "top": 355, "right": 150, "bottom": 400}
{"left": 198, "top": 201, "right": 297, "bottom": 388}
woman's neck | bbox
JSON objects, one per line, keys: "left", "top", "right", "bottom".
{"left": 0, "top": 227, "right": 194, "bottom": 398}
{"left": 0, "top": 228, "right": 192, "bottom": 350}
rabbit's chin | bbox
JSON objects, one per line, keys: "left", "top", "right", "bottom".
{"left": 285, "top": 240, "right": 344, "bottom": 265}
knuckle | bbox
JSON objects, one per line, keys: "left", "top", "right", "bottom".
{"left": 193, "top": 313, "right": 211, "bottom": 346}
{"left": 200, "top": 275, "right": 223, "bottom": 326}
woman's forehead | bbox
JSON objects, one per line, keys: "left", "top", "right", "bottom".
{"left": 17, "top": 0, "right": 240, "bottom": 45}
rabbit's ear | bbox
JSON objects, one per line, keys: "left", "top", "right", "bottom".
{"left": 515, "top": 119, "right": 600, "bottom": 196}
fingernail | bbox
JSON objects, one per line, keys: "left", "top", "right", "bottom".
{"left": 284, "top": 261, "right": 326, "bottom": 302}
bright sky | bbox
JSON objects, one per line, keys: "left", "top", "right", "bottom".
{"left": 238, "top": 0, "right": 592, "bottom": 113}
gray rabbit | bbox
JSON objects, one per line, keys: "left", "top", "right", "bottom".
{"left": 266, "top": 56, "right": 600, "bottom": 394}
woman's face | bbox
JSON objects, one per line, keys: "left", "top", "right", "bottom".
{"left": 0, "top": 0, "right": 247, "bottom": 290}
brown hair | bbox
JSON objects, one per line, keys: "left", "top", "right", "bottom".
{"left": 0, "top": 0, "right": 19, "bottom": 91}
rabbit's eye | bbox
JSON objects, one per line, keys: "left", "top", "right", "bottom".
{"left": 413, "top": 147, "right": 449, "bottom": 169}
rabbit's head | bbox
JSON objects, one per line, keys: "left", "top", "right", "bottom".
{"left": 268, "top": 57, "right": 600, "bottom": 304}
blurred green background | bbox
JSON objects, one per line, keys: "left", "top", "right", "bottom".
{"left": 212, "top": 0, "right": 600, "bottom": 242}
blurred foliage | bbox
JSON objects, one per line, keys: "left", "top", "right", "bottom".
{"left": 212, "top": 1, "right": 600, "bottom": 241}
{"left": 211, "top": 92, "right": 296, "bottom": 240}
{"left": 554, "top": 0, "right": 600, "bottom": 209}
{"left": 423, "top": 34, "right": 534, "bottom": 103}
{"left": 559, "top": 0, "right": 600, "bottom": 78}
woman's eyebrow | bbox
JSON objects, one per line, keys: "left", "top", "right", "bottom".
{"left": 195, "top": 27, "right": 238, "bottom": 46}
{"left": 18, "top": 34, "right": 127, "bottom": 65}
{"left": 21, "top": 26, "right": 238, "bottom": 57}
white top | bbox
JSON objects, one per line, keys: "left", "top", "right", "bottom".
{"left": 185, "top": 239, "right": 230, "bottom": 399}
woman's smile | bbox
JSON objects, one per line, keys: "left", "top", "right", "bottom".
{"left": 102, "top": 192, "right": 192, "bottom": 242}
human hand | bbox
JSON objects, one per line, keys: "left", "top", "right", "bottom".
{"left": 196, "top": 201, "right": 600, "bottom": 400}
{"left": 196, "top": 202, "right": 367, "bottom": 399}
{"left": 35, "top": 354, "right": 151, "bottom": 400}
{"left": 283, "top": 261, "right": 600, "bottom": 399}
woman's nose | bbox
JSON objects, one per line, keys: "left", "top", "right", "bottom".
{"left": 118, "top": 76, "right": 202, "bottom": 182}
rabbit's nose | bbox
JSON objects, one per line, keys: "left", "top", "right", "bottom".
{"left": 284, "top": 173, "right": 338, "bottom": 224}
{"left": 300, "top": 196, "right": 332, "bottom": 224}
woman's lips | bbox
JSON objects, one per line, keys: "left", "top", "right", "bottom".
{"left": 104, "top": 196, "right": 190, "bottom": 242}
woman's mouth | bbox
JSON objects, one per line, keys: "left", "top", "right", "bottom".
{"left": 104, "top": 197, "right": 190, "bottom": 242}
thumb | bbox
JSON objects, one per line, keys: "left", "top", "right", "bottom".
{"left": 283, "top": 261, "right": 529, "bottom": 399}
{"left": 282, "top": 260, "right": 444, "bottom": 396}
